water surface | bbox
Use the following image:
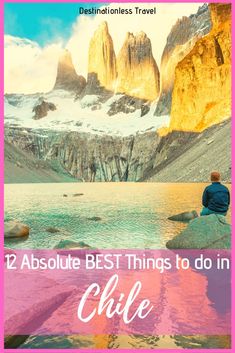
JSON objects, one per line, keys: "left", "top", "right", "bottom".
{"left": 4, "top": 182, "right": 231, "bottom": 249}
{"left": 4, "top": 183, "right": 231, "bottom": 349}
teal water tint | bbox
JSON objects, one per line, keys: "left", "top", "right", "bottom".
{"left": 4, "top": 183, "right": 231, "bottom": 250}
{"left": 4, "top": 183, "right": 231, "bottom": 350}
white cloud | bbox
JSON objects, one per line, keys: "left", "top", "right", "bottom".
{"left": 4, "top": 35, "right": 62, "bottom": 94}
{"left": 5, "top": 3, "right": 204, "bottom": 94}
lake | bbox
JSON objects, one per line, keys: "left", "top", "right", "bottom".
{"left": 4, "top": 182, "right": 231, "bottom": 349}
{"left": 5, "top": 182, "right": 231, "bottom": 250}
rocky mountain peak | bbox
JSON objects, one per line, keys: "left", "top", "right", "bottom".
{"left": 58, "top": 49, "right": 74, "bottom": 69}
{"left": 169, "top": 3, "right": 231, "bottom": 132}
{"left": 162, "top": 4, "right": 211, "bottom": 61}
{"left": 116, "top": 31, "right": 160, "bottom": 101}
{"left": 54, "top": 49, "right": 86, "bottom": 94}
{"left": 155, "top": 3, "right": 211, "bottom": 116}
{"left": 125, "top": 32, "right": 134, "bottom": 40}
{"left": 86, "top": 21, "right": 117, "bottom": 94}
{"left": 136, "top": 31, "right": 147, "bottom": 40}
{"left": 97, "top": 21, "right": 109, "bottom": 33}
{"left": 121, "top": 31, "right": 153, "bottom": 63}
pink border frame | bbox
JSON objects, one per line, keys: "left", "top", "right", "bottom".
{"left": 0, "top": 0, "right": 233, "bottom": 352}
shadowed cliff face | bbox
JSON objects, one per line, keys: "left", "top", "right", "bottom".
{"left": 155, "top": 4, "right": 211, "bottom": 116}
{"left": 169, "top": 3, "right": 231, "bottom": 132}
{"left": 49, "top": 131, "right": 163, "bottom": 182}
{"left": 5, "top": 127, "right": 162, "bottom": 182}
{"left": 54, "top": 49, "right": 86, "bottom": 94}
{"left": 116, "top": 32, "right": 160, "bottom": 101}
{"left": 86, "top": 21, "right": 117, "bottom": 93}
{"left": 5, "top": 118, "right": 231, "bottom": 183}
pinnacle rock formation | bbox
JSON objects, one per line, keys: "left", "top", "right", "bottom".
{"left": 170, "top": 3, "right": 231, "bottom": 132}
{"left": 86, "top": 21, "right": 117, "bottom": 94}
{"left": 54, "top": 49, "right": 86, "bottom": 94}
{"left": 116, "top": 31, "right": 160, "bottom": 101}
{"left": 155, "top": 4, "right": 211, "bottom": 116}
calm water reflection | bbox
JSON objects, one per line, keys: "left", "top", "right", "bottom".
{"left": 4, "top": 182, "right": 231, "bottom": 249}
{"left": 4, "top": 182, "right": 231, "bottom": 349}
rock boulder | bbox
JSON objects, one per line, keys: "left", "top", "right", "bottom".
{"left": 87, "top": 216, "right": 102, "bottom": 222}
{"left": 5, "top": 221, "right": 30, "bottom": 238}
{"left": 166, "top": 214, "right": 231, "bottom": 249}
{"left": 54, "top": 240, "right": 92, "bottom": 250}
{"left": 168, "top": 210, "right": 198, "bottom": 222}
{"left": 46, "top": 227, "right": 60, "bottom": 233}
{"left": 33, "top": 100, "right": 56, "bottom": 120}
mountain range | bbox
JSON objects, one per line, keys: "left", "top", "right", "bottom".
{"left": 4, "top": 3, "right": 231, "bottom": 183}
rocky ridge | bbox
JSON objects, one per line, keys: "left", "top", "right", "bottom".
{"left": 169, "top": 3, "right": 231, "bottom": 132}
{"left": 155, "top": 3, "right": 211, "bottom": 115}
{"left": 145, "top": 119, "right": 231, "bottom": 183}
{"left": 51, "top": 4, "right": 230, "bottom": 124}
{"left": 54, "top": 22, "right": 160, "bottom": 105}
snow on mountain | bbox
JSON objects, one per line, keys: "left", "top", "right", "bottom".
{"left": 4, "top": 35, "right": 40, "bottom": 49}
{"left": 5, "top": 90, "right": 170, "bottom": 137}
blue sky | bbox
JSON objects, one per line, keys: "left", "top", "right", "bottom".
{"left": 4, "top": 3, "right": 106, "bottom": 45}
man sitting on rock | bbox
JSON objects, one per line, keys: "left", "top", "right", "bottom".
{"left": 200, "top": 171, "right": 230, "bottom": 216}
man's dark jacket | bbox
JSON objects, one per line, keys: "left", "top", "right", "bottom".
{"left": 202, "top": 182, "right": 230, "bottom": 213}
